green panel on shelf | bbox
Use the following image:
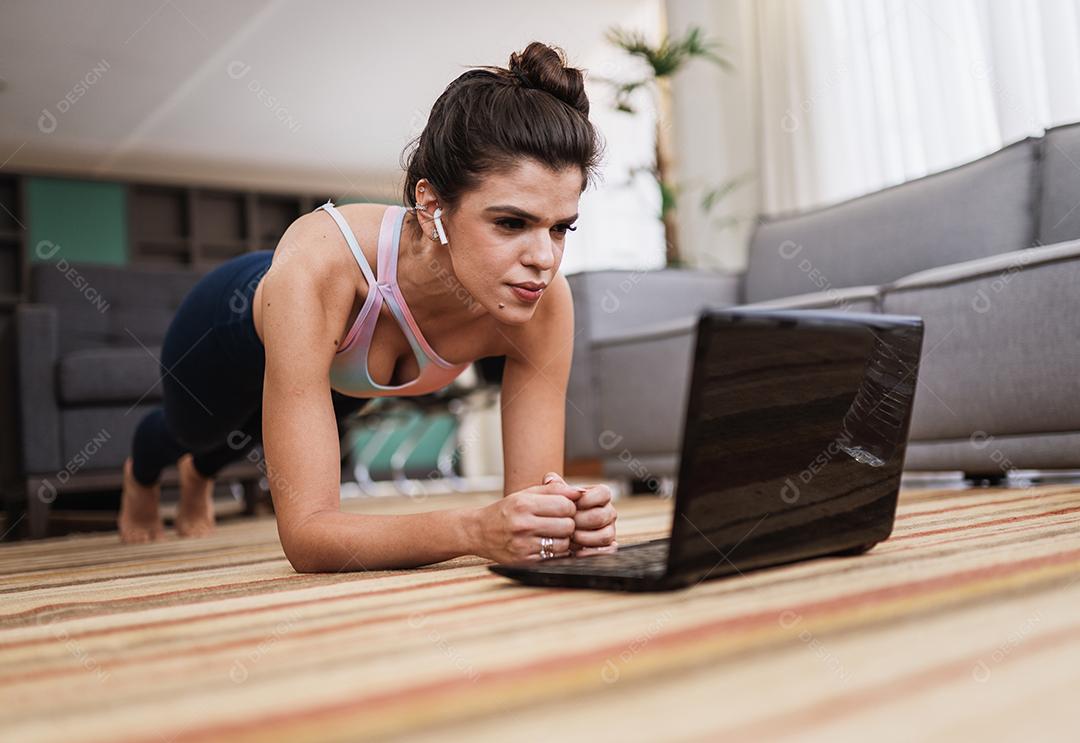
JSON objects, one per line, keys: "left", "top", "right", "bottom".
{"left": 27, "top": 177, "right": 127, "bottom": 265}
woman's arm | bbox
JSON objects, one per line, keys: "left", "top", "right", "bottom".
{"left": 498, "top": 275, "right": 618, "bottom": 553}
{"left": 260, "top": 245, "right": 476, "bottom": 572}
{"left": 499, "top": 274, "right": 576, "bottom": 495}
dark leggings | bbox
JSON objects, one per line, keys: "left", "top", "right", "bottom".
{"left": 130, "top": 250, "right": 372, "bottom": 486}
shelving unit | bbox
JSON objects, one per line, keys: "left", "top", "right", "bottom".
{"left": 255, "top": 194, "right": 312, "bottom": 251}
{"left": 0, "top": 174, "right": 26, "bottom": 307}
{"left": 0, "top": 169, "right": 363, "bottom": 537}
{"left": 0, "top": 173, "right": 27, "bottom": 528}
{"left": 128, "top": 184, "right": 322, "bottom": 268}
{"left": 128, "top": 184, "right": 190, "bottom": 266}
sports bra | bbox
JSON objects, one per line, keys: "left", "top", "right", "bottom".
{"left": 315, "top": 200, "right": 472, "bottom": 397}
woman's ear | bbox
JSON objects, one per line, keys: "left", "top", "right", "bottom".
{"left": 414, "top": 178, "right": 444, "bottom": 211}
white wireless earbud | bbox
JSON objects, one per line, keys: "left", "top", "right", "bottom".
{"left": 432, "top": 207, "right": 449, "bottom": 245}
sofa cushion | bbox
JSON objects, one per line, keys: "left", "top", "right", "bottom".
{"left": 565, "top": 269, "right": 739, "bottom": 462}
{"left": 593, "top": 317, "right": 697, "bottom": 458}
{"left": 57, "top": 346, "right": 163, "bottom": 404}
{"left": 745, "top": 136, "right": 1041, "bottom": 303}
{"left": 58, "top": 404, "right": 157, "bottom": 471}
{"left": 568, "top": 269, "right": 741, "bottom": 344}
{"left": 905, "top": 431, "right": 1080, "bottom": 473}
{"left": 735, "top": 284, "right": 881, "bottom": 312}
{"left": 30, "top": 262, "right": 204, "bottom": 356}
{"left": 881, "top": 239, "right": 1080, "bottom": 441}
{"left": 1038, "top": 121, "right": 1080, "bottom": 246}
{"left": 15, "top": 304, "right": 62, "bottom": 473}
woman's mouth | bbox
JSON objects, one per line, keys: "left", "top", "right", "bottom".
{"left": 508, "top": 282, "right": 545, "bottom": 303}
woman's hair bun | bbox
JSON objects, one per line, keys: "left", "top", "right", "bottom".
{"left": 507, "top": 41, "right": 589, "bottom": 117}
{"left": 401, "top": 41, "right": 604, "bottom": 211}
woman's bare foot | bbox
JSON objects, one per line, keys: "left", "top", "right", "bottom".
{"left": 119, "top": 456, "right": 164, "bottom": 543}
{"left": 176, "top": 453, "right": 216, "bottom": 538}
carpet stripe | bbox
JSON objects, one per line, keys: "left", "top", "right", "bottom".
{"left": 114, "top": 546, "right": 1080, "bottom": 742}
{"left": 2, "top": 484, "right": 1077, "bottom": 741}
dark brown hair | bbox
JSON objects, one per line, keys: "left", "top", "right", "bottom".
{"left": 400, "top": 41, "right": 605, "bottom": 226}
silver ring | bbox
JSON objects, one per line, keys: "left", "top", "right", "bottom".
{"left": 539, "top": 536, "right": 554, "bottom": 560}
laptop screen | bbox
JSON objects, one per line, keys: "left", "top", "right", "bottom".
{"left": 667, "top": 310, "right": 924, "bottom": 580}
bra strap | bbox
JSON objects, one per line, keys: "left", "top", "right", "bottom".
{"left": 316, "top": 200, "right": 379, "bottom": 291}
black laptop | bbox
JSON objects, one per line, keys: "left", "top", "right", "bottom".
{"left": 488, "top": 307, "right": 925, "bottom": 591}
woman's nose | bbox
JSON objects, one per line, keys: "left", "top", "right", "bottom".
{"left": 524, "top": 235, "right": 556, "bottom": 270}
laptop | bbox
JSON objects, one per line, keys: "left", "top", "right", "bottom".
{"left": 488, "top": 307, "right": 925, "bottom": 591}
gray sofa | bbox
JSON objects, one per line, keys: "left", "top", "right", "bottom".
{"left": 14, "top": 262, "right": 266, "bottom": 538}
{"left": 13, "top": 258, "right": 499, "bottom": 538}
{"left": 566, "top": 122, "right": 1080, "bottom": 484}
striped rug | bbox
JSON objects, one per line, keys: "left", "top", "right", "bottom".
{"left": 2, "top": 483, "right": 1080, "bottom": 742}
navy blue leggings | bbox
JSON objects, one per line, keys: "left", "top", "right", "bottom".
{"left": 130, "top": 250, "right": 372, "bottom": 486}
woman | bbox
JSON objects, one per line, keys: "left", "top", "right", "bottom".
{"left": 120, "top": 42, "right": 619, "bottom": 571}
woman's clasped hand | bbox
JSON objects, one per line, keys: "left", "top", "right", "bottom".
{"left": 473, "top": 471, "right": 618, "bottom": 564}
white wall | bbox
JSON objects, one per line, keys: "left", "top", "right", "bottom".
{"left": 665, "top": 0, "right": 760, "bottom": 273}
{"left": 0, "top": 0, "right": 664, "bottom": 227}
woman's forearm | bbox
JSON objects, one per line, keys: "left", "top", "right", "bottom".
{"left": 285, "top": 506, "right": 480, "bottom": 572}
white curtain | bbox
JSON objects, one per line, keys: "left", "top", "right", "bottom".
{"left": 667, "top": 0, "right": 1080, "bottom": 271}
{"left": 756, "top": 0, "right": 1080, "bottom": 215}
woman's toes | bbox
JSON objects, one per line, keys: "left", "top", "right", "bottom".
{"left": 119, "top": 523, "right": 153, "bottom": 544}
{"left": 177, "top": 454, "right": 216, "bottom": 539}
{"left": 119, "top": 457, "right": 163, "bottom": 544}
{"left": 176, "top": 515, "right": 215, "bottom": 538}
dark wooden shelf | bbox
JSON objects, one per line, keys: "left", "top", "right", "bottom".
{"left": 255, "top": 194, "right": 304, "bottom": 245}
{"left": 0, "top": 173, "right": 26, "bottom": 506}
{"left": 198, "top": 242, "right": 248, "bottom": 264}
{"left": 0, "top": 246, "right": 20, "bottom": 297}
{"left": 138, "top": 237, "right": 189, "bottom": 248}
{"left": 126, "top": 182, "right": 326, "bottom": 267}
{"left": 0, "top": 174, "right": 26, "bottom": 307}
{"left": 198, "top": 238, "right": 249, "bottom": 249}
{"left": 0, "top": 175, "right": 21, "bottom": 237}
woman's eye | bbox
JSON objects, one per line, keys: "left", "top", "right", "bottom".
{"left": 495, "top": 218, "right": 578, "bottom": 234}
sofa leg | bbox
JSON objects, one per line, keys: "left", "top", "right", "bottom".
{"left": 963, "top": 472, "right": 1009, "bottom": 487}
{"left": 25, "top": 479, "right": 50, "bottom": 539}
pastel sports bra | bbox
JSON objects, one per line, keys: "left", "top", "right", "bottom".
{"left": 315, "top": 200, "right": 471, "bottom": 397}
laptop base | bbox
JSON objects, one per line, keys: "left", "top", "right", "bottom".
{"left": 487, "top": 537, "right": 885, "bottom": 592}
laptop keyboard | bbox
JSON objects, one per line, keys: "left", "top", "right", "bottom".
{"left": 533, "top": 538, "right": 669, "bottom": 577}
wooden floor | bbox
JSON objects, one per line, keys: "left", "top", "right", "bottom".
{"left": 2, "top": 483, "right": 1080, "bottom": 741}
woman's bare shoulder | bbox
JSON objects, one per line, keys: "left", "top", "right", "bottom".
{"left": 272, "top": 202, "right": 387, "bottom": 285}
{"left": 255, "top": 204, "right": 389, "bottom": 350}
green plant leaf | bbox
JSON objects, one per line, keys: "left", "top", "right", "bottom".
{"left": 659, "top": 180, "right": 678, "bottom": 215}
{"left": 700, "top": 172, "right": 754, "bottom": 212}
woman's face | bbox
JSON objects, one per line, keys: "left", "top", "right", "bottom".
{"left": 435, "top": 159, "right": 582, "bottom": 324}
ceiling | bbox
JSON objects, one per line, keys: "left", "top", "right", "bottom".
{"left": 0, "top": 0, "right": 663, "bottom": 201}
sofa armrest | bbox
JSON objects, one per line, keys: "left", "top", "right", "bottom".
{"left": 15, "top": 303, "right": 62, "bottom": 474}
{"left": 883, "top": 238, "right": 1080, "bottom": 291}
{"left": 881, "top": 238, "right": 1080, "bottom": 445}
{"left": 567, "top": 268, "right": 743, "bottom": 343}
{"left": 563, "top": 268, "right": 741, "bottom": 463}
{"left": 591, "top": 314, "right": 700, "bottom": 349}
